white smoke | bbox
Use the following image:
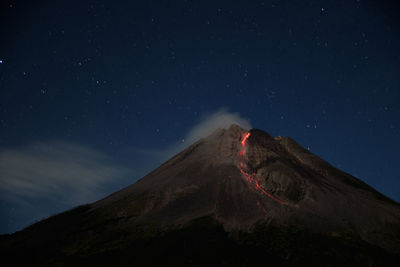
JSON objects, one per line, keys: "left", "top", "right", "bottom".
{"left": 185, "top": 109, "right": 251, "bottom": 144}
{"left": 129, "top": 109, "right": 252, "bottom": 164}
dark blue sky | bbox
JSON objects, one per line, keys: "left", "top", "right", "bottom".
{"left": 0, "top": 0, "right": 399, "bottom": 233}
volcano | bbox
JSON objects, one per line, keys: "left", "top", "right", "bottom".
{"left": 1, "top": 125, "right": 400, "bottom": 266}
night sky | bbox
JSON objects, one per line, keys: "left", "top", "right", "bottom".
{"left": 1, "top": 0, "right": 399, "bottom": 234}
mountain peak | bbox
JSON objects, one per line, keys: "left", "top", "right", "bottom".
{"left": 91, "top": 125, "right": 400, "bottom": 248}
{"left": 2, "top": 125, "right": 400, "bottom": 265}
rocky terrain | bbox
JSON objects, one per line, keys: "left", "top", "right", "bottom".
{"left": 1, "top": 124, "right": 399, "bottom": 266}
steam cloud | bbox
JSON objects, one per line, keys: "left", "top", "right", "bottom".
{"left": 185, "top": 109, "right": 252, "bottom": 144}
{"left": 158, "top": 109, "right": 251, "bottom": 159}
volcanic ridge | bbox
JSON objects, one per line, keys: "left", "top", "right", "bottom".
{"left": 1, "top": 124, "right": 399, "bottom": 266}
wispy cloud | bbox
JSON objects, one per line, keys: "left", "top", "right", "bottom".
{"left": 146, "top": 109, "right": 252, "bottom": 161}
{"left": 0, "top": 141, "right": 135, "bottom": 233}
{"left": 0, "top": 141, "right": 134, "bottom": 204}
{"left": 184, "top": 109, "right": 251, "bottom": 145}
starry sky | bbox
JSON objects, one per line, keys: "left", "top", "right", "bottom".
{"left": 0, "top": 0, "right": 399, "bottom": 234}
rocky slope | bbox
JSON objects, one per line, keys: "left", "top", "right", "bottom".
{"left": 1, "top": 124, "right": 399, "bottom": 266}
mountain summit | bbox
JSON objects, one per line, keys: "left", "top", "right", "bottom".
{"left": 1, "top": 125, "right": 400, "bottom": 266}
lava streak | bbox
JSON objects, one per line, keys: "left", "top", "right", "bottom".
{"left": 238, "top": 132, "right": 288, "bottom": 206}
{"left": 241, "top": 132, "right": 250, "bottom": 147}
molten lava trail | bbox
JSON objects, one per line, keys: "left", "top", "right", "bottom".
{"left": 238, "top": 132, "right": 288, "bottom": 206}
{"left": 241, "top": 132, "right": 250, "bottom": 147}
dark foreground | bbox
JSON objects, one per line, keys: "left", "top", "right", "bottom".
{"left": 1, "top": 206, "right": 398, "bottom": 266}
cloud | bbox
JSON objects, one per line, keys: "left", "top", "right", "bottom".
{"left": 0, "top": 141, "right": 135, "bottom": 233}
{"left": 151, "top": 109, "right": 251, "bottom": 161}
{"left": 0, "top": 141, "right": 134, "bottom": 204}
{"left": 184, "top": 109, "right": 251, "bottom": 144}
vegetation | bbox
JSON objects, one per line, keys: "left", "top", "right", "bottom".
{"left": 1, "top": 214, "right": 398, "bottom": 266}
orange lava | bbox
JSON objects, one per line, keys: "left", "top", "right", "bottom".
{"left": 241, "top": 132, "right": 251, "bottom": 147}
{"left": 238, "top": 131, "right": 288, "bottom": 206}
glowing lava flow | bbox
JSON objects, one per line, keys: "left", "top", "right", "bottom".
{"left": 238, "top": 132, "right": 288, "bottom": 206}
{"left": 241, "top": 132, "right": 250, "bottom": 147}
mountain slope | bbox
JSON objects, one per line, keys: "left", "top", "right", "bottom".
{"left": 1, "top": 124, "right": 399, "bottom": 266}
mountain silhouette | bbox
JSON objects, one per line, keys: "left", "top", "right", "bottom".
{"left": 1, "top": 124, "right": 399, "bottom": 266}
